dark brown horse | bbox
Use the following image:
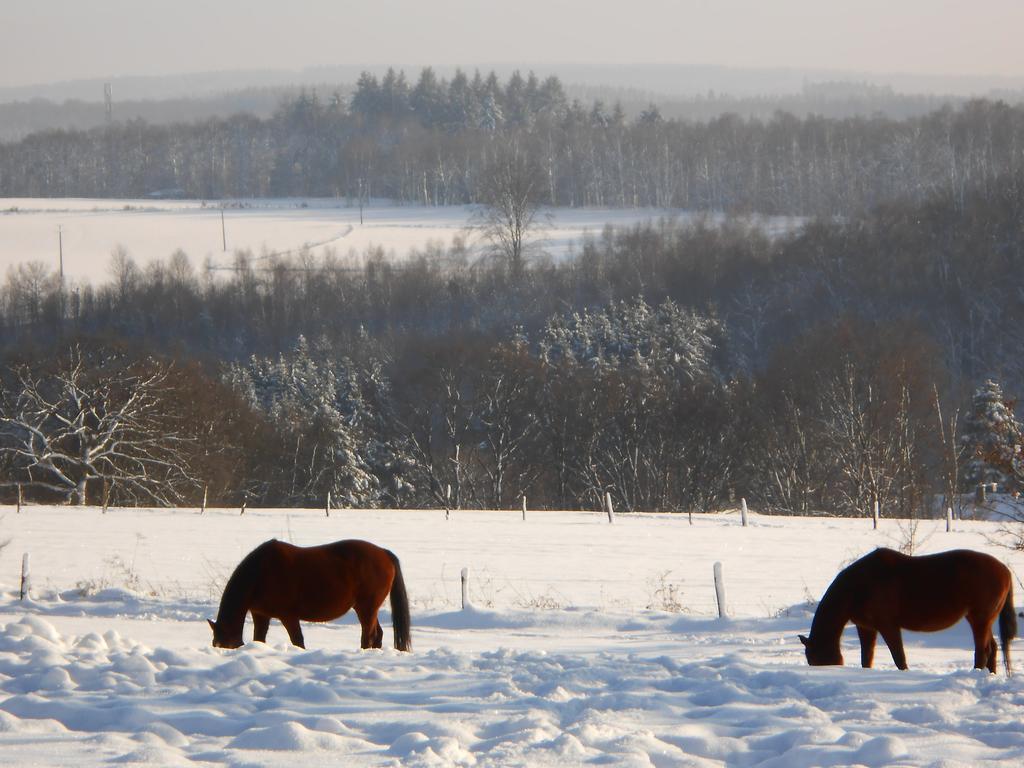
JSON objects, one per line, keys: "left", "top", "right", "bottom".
{"left": 800, "top": 548, "right": 1016, "bottom": 674}
{"left": 208, "top": 539, "right": 411, "bottom": 652}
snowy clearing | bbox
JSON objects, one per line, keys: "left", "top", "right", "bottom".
{"left": 0, "top": 198, "right": 799, "bottom": 284}
{"left": 1, "top": 506, "right": 1023, "bottom": 766}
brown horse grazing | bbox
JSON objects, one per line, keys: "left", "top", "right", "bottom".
{"left": 800, "top": 548, "right": 1016, "bottom": 674}
{"left": 208, "top": 539, "right": 411, "bottom": 652}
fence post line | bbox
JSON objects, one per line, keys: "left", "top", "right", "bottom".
{"left": 325, "top": 491, "right": 331, "bottom": 518}
{"left": 946, "top": 506, "right": 953, "bottom": 532}
{"left": 713, "top": 561, "right": 727, "bottom": 618}
{"left": 872, "top": 499, "right": 879, "bottom": 530}
{"left": 521, "top": 494, "right": 527, "bottom": 521}
{"left": 17, "top": 484, "right": 22, "bottom": 514}
{"left": 102, "top": 479, "right": 110, "bottom": 514}
{"left": 240, "top": 497, "right": 247, "bottom": 516}
{"left": 740, "top": 498, "right": 748, "bottom": 527}
{"left": 201, "top": 485, "right": 208, "bottom": 515}
{"left": 461, "top": 567, "right": 470, "bottom": 610}
{"left": 605, "top": 491, "right": 615, "bottom": 523}
{"left": 19, "top": 553, "right": 30, "bottom": 601}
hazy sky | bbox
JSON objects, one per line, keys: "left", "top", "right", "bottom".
{"left": 3, "top": 0, "right": 1023, "bottom": 89}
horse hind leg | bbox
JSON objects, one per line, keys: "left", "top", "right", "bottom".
{"left": 355, "top": 603, "right": 383, "bottom": 649}
{"left": 372, "top": 619, "right": 384, "bottom": 648}
{"left": 986, "top": 636, "right": 998, "bottom": 674}
{"left": 879, "top": 626, "right": 908, "bottom": 670}
{"left": 281, "top": 617, "right": 306, "bottom": 649}
{"left": 968, "top": 616, "right": 998, "bottom": 673}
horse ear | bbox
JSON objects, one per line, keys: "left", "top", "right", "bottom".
{"left": 207, "top": 619, "right": 217, "bottom": 633}
{"left": 798, "top": 634, "right": 809, "bottom": 646}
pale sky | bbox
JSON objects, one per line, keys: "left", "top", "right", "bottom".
{"left": 2, "top": 0, "right": 1023, "bottom": 89}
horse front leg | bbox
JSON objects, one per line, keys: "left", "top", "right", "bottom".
{"left": 879, "top": 626, "right": 908, "bottom": 670}
{"left": 856, "top": 625, "right": 878, "bottom": 668}
{"left": 251, "top": 612, "right": 270, "bottom": 643}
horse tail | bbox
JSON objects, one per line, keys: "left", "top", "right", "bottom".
{"left": 387, "top": 550, "right": 412, "bottom": 652}
{"left": 999, "top": 579, "right": 1017, "bottom": 676}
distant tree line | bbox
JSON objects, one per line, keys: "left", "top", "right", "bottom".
{"left": 1, "top": 173, "right": 1022, "bottom": 512}
{"left": 3, "top": 68, "right": 1024, "bottom": 215}
{"left": 0, "top": 76, "right": 974, "bottom": 143}
{"left": 0, "top": 88, "right": 292, "bottom": 143}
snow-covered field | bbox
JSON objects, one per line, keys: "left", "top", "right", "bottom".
{"left": 0, "top": 198, "right": 799, "bottom": 283}
{"left": 1, "top": 506, "right": 1023, "bottom": 766}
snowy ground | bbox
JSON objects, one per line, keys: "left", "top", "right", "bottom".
{"left": 1, "top": 506, "right": 1023, "bottom": 766}
{"left": 0, "top": 198, "right": 799, "bottom": 284}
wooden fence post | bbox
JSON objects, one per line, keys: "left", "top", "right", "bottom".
{"left": 17, "top": 484, "right": 22, "bottom": 514}
{"left": 740, "top": 498, "right": 748, "bottom": 527}
{"left": 240, "top": 496, "right": 247, "bottom": 516}
{"left": 946, "top": 506, "right": 953, "bottom": 532}
{"left": 19, "top": 554, "right": 30, "bottom": 601}
{"left": 201, "top": 485, "right": 208, "bottom": 515}
{"left": 605, "top": 491, "right": 615, "bottom": 523}
{"left": 521, "top": 494, "right": 527, "bottom": 521}
{"left": 713, "top": 561, "right": 727, "bottom": 618}
{"left": 325, "top": 491, "right": 331, "bottom": 518}
{"left": 461, "top": 567, "right": 470, "bottom": 610}
{"left": 872, "top": 500, "right": 879, "bottom": 530}
{"left": 102, "top": 479, "right": 110, "bottom": 514}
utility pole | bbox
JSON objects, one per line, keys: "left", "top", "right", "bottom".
{"left": 358, "top": 178, "right": 365, "bottom": 225}
{"left": 58, "top": 225, "right": 65, "bottom": 320}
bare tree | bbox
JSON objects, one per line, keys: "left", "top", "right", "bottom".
{"left": 476, "top": 343, "right": 540, "bottom": 508}
{"left": 400, "top": 364, "right": 477, "bottom": 510}
{"left": 752, "top": 392, "right": 822, "bottom": 515}
{"left": 819, "top": 361, "right": 909, "bottom": 517}
{"left": 932, "top": 385, "right": 966, "bottom": 518}
{"left": 0, "top": 347, "right": 198, "bottom": 506}
{"left": 471, "top": 138, "right": 549, "bottom": 278}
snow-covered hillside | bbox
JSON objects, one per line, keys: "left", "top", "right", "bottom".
{"left": 1, "top": 506, "right": 1022, "bottom": 765}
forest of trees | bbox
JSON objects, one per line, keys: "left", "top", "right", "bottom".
{"left": 1, "top": 167, "right": 1023, "bottom": 513}
{"left": 3, "top": 68, "right": 1024, "bottom": 216}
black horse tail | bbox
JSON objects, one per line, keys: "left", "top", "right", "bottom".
{"left": 387, "top": 550, "right": 412, "bottom": 652}
{"left": 999, "top": 580, "right": 1017, "bottom": 676}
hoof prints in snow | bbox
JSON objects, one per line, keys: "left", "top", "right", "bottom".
{"left": 1, "top": 617, "right": 1024, "bottom": 765}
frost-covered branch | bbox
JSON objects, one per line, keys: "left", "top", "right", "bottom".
{"left": 0, "top": 347, "right": 199, "bottom": 506}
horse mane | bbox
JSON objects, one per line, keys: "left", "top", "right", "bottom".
{"left": 810, "top": 559, "right": 858, "bottom": 639}
{"left": 216, "top": 539, "right": 278, "bottom": 623}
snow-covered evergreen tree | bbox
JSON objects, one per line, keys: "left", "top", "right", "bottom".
{"left": 960, "top": 379, "right": 1023, "bottom": 490}
{"left": 539, "top": 297, "right": 719, "bottom": 382}
{"left": 535, "top": 297, "right": 725, "bottom": 512}
{"left": 480, "top": 93, "right": 503, "bottom": 133}
{"left": 222, "top": 336, "right": 417, "bottom": 507}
